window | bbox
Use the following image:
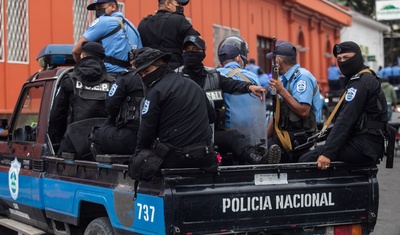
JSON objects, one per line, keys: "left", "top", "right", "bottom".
{"left": 257, "top": 36, "right": 273, "bottom": 74}
{"left": 6, "top": 0, "right": 28, "bottom": 63}
{"left": 212, "top": 24, "right": 240, "bottom": 67}
{"left": 73, "top": 0, "right": 124, "bottom": 43}
{"left": 73, "top": 0, "right": 92, "bottom": 43}
{"left": 13, "top": 86, "right": 44, "bottom": 142}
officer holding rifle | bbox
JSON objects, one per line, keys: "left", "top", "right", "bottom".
{"left": 267, "top": 40, "right": 321, "bottom": 163}
{"left": 299, "top": 41, "right": 388, "bottom": 170}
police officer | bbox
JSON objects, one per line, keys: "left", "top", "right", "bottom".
{"left": 133, "top": 47, "right": 216, "bottom": 169}
{"left": 266, "top": 40, "right": 322, "bottom": 163}
{"left": 138, "top": 0, "right": 200, "bottom": 70}
{"left": 89, "top": 62, "right": 144, "bottom": 155}
{"left": 49, "top": 42, "right": 114, "bottom": 154}
{"left": 72, "top": 0, "right": 142, "bottom": 74}
{"left": 179, "top": 35, "right": 279, "bottom": 164}
{"left": 299, "top": 41, "right": 388, "bottom": 170}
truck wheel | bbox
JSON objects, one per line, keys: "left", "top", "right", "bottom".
{"left": 84, "top": 217, "right": 115, "bottom": 235}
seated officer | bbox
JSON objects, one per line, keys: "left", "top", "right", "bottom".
{"left": 178, "top": 35, "right": 280, "bottom": 164}
{"left": 48, "top": 42, "right": 114, "bottom": 157}
{"left": 132, "top": 47, "right": 217, "bottom": 170}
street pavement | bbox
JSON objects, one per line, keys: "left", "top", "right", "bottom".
{"left": 372, "top": 155, "right": 400, "bottom": 235}
{"left": 372, "top": 111, "right": 400, "bottom": 235}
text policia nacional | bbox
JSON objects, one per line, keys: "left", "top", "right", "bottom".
{"left": 222, "top": 192, "right": 335, "bottom": 213}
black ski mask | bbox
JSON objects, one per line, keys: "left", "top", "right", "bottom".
{"left": 333, "top": 41, "right": 366, "bottom": 80}
{"left": 141, "top": 64, "right": 169, "bottom": 88}
{"left": 182, "top": 51, "right": 205, "bottom": 69}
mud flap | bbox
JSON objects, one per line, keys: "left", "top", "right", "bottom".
{"left": 385, "top": 124, "right": 396, "bottom": 168}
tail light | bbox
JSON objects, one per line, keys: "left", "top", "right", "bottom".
{"left": 325, "top": 224, "right": 362, "bottom": 235}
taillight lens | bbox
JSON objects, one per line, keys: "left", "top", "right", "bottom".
{"left": 325, "top": 224, "right": 362, "bottom": 235}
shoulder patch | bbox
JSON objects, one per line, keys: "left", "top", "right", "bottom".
{"left": 108, "top": 84, "right": 118, "bottom": 97}
{"left": 89, "top": 18, "right": 100, "bottom": 27}
{"left": 142, "top": 100, "right": 150, "bottom": 115}
{"left": 296, "top": 80, "right": 307, "bottom": 92}
{"left": 345, "top": 87, "right": 357, "bottom": 101}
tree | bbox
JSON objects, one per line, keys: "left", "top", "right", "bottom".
{"left": 332, "top": 0, "right": 375, "bottom": 17}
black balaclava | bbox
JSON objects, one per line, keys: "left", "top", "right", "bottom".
{"left": 182, "top": 51, "right": 205, "bottom": 69}
{"left": 182, "top": 51, "right": 206, "bottom": 87}
{"left": 333, "top": 41, "right": 366, "bottom": 80}
{"left": 142, "top": 64, "right": 169, "bottom": 88}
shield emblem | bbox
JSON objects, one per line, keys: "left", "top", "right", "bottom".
{"left": 9, "top": 158, "right": 21, "bottom": 200}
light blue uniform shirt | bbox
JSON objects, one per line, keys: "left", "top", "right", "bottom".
{"left": 217, "top": 61, "right": 261, "bottom": 128}
{"left": 327, "top": 66, "right": 341, "bottom": 80}
{"left": 84, "top": 12, "right": 142, "bottom": 72}
{"left": 382, "top": 66, "right": 393, "bottom": 78}
{"left": 245, "top": 63, "right": 260, "bottom": 75}
{"left": 258, "top": 73, "right": 270, "bottom": 89}
{"left": 392, "top": 65, "right": 400, "bottom": 76}
{"left": 281, "top": 64, "right": 322, "bottom": 124}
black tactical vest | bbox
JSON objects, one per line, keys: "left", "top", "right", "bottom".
{"left": 69, "top": 74, "right": 114, "bottom": 122}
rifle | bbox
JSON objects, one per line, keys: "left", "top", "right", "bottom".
{"left": 293, "top": 126, "right": 332, "bottom": 151}
{"left": 270, "top": 37, "right": 292, "bottom": 151}
{"left": 271, "top": 37, "right": 278, "bottom": 105}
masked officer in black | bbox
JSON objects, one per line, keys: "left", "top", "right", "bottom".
{"left": 138, "top": 0, "right": 200, "bottom": 70}
{"left": 178, "top": 35, "right": 281, "bottom": 164}
{"left": 89, "top": 49, "right": 145, "bottom": 155}
{"left": 49, "top": 42, "right": 114, "bottom": 156}
{"left": 132, "top": 47, "right": 216, "bottom": 170}
{"left": 299, "top": 41, "right": 388, "bottom": 170}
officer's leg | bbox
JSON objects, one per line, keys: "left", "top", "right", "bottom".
{"left": 215, "top": 129, "right": 267, "bottom": 164}
{"left": 90, "top": 125, "right": 137, "bottom": 155}
{"left": 334, "top": 144, "right": 377, "bottom": 165}
{"left": 298, "top": 146, "right": 324, "bottom": 162}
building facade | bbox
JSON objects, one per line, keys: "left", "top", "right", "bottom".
{"left": 0, "top": 0, "right": 351, "bottom": 114}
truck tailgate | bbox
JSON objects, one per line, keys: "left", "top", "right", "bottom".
{"left": 162, "top": 163, "right": 378, "bottom": 234}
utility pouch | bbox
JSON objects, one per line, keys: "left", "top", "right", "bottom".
{"left": 151, "top": 140, "right": 171, "bottom": 158}
{"left": 129, "top": 149, "right": 164, "bottom": 182}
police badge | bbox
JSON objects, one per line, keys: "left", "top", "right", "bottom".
{"left": 9, "top": 157, "right": 21, "bottom": 200}
{"left": 345, "top": 87, "right": 357, "bottom": 102}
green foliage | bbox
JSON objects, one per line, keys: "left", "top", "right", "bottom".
{"left": 333, "top": 0, "right": 375, "bottom": 17}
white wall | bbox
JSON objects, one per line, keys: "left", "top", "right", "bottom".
{"left": 340, "top": 11, "right": 390, "bottom": 71}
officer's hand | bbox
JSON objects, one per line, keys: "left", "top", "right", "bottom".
{"left": 317, "top": 155, "right": 331, "bottom": 170}
{"left": 249, "top": 85, "right": 266, "bottom": 100}
{"left": 269, "top": 79, "right": 284, "bottom": 94}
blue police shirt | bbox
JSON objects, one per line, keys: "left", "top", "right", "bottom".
{"left": 281, "top": 64, "right": 322, "bottom": 124}
{"left": 327, "top": 65, "right": 341, "bottom": 80}
{"left": 392, "top": 65, "right": 400, "bottom": 76}
{"left": 245, "top": 63, "right": 260, "bottom": 75}
{"left": 217, "top": 61, "right": 261, "bottom": 128}
{"left": 84, "top": 12, "right": 142, "bottom": 72}
{"left": 258, "top": 73, "right": 270, "bottom": 89}
{"left": 382, "top": 66, "right": 393, "bottom": 78}
{"left": 377, "top": 69, "right": 384, "bottom": 78}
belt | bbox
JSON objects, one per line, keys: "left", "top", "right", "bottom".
{"left": 170, "top": 142, "right": 214, "bottom": 159}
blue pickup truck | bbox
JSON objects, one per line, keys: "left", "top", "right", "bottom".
{"left": 0, "top": 45, "right": 383, "bottom": 235}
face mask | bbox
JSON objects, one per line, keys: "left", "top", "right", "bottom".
{"left": 175, "top": 6, "right": 184, "bottom": 14}
{"left": 183, "top": 51, "right": 205, "bottom": 68}
{"left": 142, "top": 64, "right": 169, "bottom": 88}
{"left": 95, "top": 8, "right": 106, "bottom": 18}
{"left": 337, "top": 52, "right": 365, "bottom": 79}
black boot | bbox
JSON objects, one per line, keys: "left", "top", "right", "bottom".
{"left": 267, "top": 144, "right": 281, "bottom": 164}
{"left": 242, "top": 146, "right": 267, "bottom": 164}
